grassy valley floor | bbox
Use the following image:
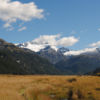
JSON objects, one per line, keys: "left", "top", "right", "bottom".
{"left": 0, "top": 75, "right": 100, "bottom": 100}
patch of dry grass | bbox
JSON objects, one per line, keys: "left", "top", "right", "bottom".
{"left": 0, "top": 75, "right": 100, "bottom": 100}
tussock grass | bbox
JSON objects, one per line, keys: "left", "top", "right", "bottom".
{"left": 0, "top": 75, "right": 100, "bottom": 100}
{"left": 67, "top": 78, "right": 77, "bottom": 83}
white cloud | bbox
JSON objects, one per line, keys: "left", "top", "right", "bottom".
{"left": 18, "top": 34, "right": 79, "bottom": 52}
{"left": 64, "top": 40, "right": 100, "bottom": 56}
{"left": 23, "top": 42, "right": 45, "bottom": 52}
{"left": 18, "top": 26, "right": 27, "bottom": 31}
{"left": 0, "top": 0, "right": 44, "bottom": 28}
{"left": 57, "top": 36, "right": 78, "bottom": 47}
{"left": 32, "top": 34, "right": 60, "bottom": 46}
{"left": 97, "top": 28, "right": 100, "bottom": 31}
{"left": 32, "top": 34, "right": 79, "bottom": 47}
{"left": 89, "top": 41, "right": 100, "bottom": 47}
{"left": 64, "top": 48, "right": 97, "bottom": 56}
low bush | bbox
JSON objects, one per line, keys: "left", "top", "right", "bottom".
{"left": 67, "top": 78, "right": 77, "bottom": 83}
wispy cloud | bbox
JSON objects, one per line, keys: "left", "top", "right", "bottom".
{"left": 97, "top": 28, "right": 100, "bottom": 31}
{"left": 0, "top": 0, "right": 44, "bottom": 29}
{"left": 18, "top": 26, "right": 27, "bottom": 31}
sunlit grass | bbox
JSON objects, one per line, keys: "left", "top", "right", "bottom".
{"left": 0, "top": 75, "right": 100, "bottom": 100}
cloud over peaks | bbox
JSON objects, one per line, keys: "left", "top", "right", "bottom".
{"left": 64, "top": 48, "right": 96, "bottom": 56}
{"left": 0, "top": 0, "right": 44, "bottom": 28}
{"left": 32, "top": 34, "right": 79, "bottom": 47}
{"left": 57, "top": 36, "right": 78, "bottom": 47}
{"left": 89, "top": 41, "right": 100, "bottom": 47}
{"left": 97, "top": 28, "right": 100, "bottom": 31}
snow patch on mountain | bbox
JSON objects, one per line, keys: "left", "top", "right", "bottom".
{"left": 17, "top": 41, "right": 100, "bottom": 56}
{"left": 16, "top": 34, "right": 79, "bottom": 52}
{"left": 64, "top": 48, "right": 97, "bottom": 56}
{"left": 17, "top": 42, "right": 58, "bottom": 52}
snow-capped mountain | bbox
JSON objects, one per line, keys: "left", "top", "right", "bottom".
{"left": 57, "top": 47, "right": 69, "bottom": 54}
{"left": 37, "top": 46, "right": 67, "bottom": 64}
{"left": 17, "top": 40, "right": 70, "bottom": 53}
{"left": 17, "top": 42, "right": 46, "bottom": 52}
{"left": 17, "top": 42, "right": 58, "bottom": 52}
{"left": 16, "top": 40, "right": 100, "bottom": 75}
{"left": 16, "top": 41, "right": 69, "bottom": 64}
{"left": 64, "top": 48, "right": 100, "bottom": 56}
{"left": 16, "top": 40, "right": 100, "bottom": 57}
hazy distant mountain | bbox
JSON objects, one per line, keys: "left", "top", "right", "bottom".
{"left": 87, "top": 67, "right": 100, "bottom": 76}
{"left": 0, "top": 39, "right": 60, "bottom": 75}
{"left": 17, "top": 41, "right": 69, "bottom": 64}
{"left": 17, "top": 40, "right": 100, "bottom": 57}
{"left": 55, "top": 54, "right": 100, "bottom": 75}
{"left": 92, "top": 68, "right": 100, "bottom": 76}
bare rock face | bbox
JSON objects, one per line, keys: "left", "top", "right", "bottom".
{"left": 37, "top": 46, "right": 67, "bottom": 64}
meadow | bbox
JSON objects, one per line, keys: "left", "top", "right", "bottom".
{"left": 0, "top": 75, "right": 100, "bottom": 100}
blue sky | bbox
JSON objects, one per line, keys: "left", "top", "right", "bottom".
{"left": 0, "top": 0, "right": 100, "bottom": 50}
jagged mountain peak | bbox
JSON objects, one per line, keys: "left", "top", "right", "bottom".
{"left": 17, "top": 40, "right": 70, "bottom": 53}
{"left": 57, "top": 47, "right": 69, "bottom": 54}
{"left": 40, "top": 45, "right": 53, "bottom": 51}
{"left": 16, "top": 40, "right": 100, "bottom": 57}
{"left": 39, "top": 45, "right": 58, "bottom": 52}
{"left": 37, "top": 46, "right": 67, "bottom": 64}
{"left": 96, "top": 48, "right": 100, "bottom": 52}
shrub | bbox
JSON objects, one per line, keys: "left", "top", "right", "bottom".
{"left": 76, "top": 89, "right": 84, "bottom": 99}
{"left": 95, "top": 88, "right": 100, "bottom": 91}
{"left": 67, "top": 78, "right": 77, "bottom": 83}
{"left": 67, "top": 88, "right": 73, "bottom": 100}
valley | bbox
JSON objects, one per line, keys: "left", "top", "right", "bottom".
{"left": 17, "top": 40, "right": 100, "bottom": 75}
{"left": 0, "top": 38, "right": 100, "bottom": 100}
{"left": 0, "top": 75, "right": 100, "bottom": 100}
{"left": 0, "top": 0, "right": 100, "bottom": 100}
{"left": 0, "top": 38, "right": 100, "bottom": 75}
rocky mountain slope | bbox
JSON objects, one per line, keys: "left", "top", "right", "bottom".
{"left": 37, "top": 46, "right": 68, "bottom": 64}
{"left": 0, "top": 39, "right": 60, "bottom": 75}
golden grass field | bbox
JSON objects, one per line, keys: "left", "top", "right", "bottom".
{"left": 0, "top": 75, "right": 100, "bottom": 100}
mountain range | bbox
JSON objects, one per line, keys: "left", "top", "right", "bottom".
{"left": 17, "top": 40, "right": 100, "bottom": 57}
{"left": 17, "top": 40, "right": 100, "bottom": 75}
{"left": 0, "top": 38, "right": 99, "bottom": 75}
{"left": 0, "top": 39, "right": 60, "bottom": 75}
